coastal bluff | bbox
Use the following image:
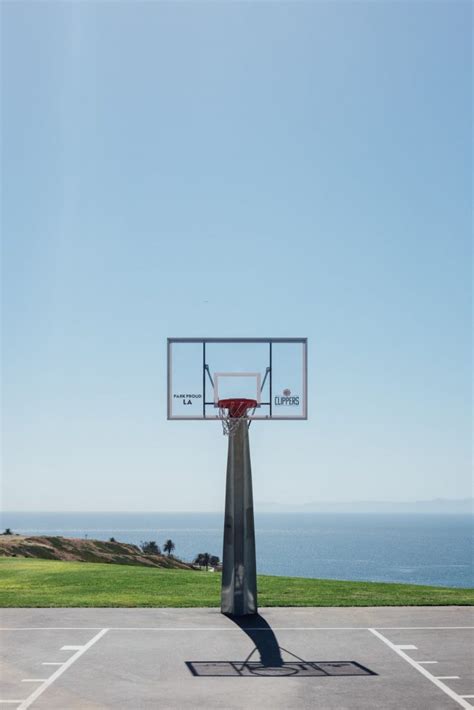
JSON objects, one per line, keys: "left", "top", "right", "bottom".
{"left": 0, "top": 535, "right": 194, "bottom": 570}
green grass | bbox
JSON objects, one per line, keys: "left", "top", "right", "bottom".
{"left": 1, "top": 559, "right": 472, "bottom": 608}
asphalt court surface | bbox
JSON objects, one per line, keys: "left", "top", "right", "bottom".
{"left": 1, "top": 607, "right": 473, "bottom": 709}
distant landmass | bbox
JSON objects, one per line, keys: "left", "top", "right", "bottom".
{"left": 256, "top": 498, "right": 474, "bottom": 514}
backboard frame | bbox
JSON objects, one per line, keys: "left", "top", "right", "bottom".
{"left": 167, "top": 337, "right": 308, "bottom": 421}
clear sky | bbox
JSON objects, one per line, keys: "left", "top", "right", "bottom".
{"left": 2, "top": 1, "right": 471, "bottom": 512}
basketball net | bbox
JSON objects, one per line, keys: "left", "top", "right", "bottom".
{"left": 217, "top": 398, "right": 258, "bottom": 436}
{"left": 218, "top": 407, "right": 248, "bottom": 436}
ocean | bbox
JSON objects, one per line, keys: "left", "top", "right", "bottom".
{"left": 1, "top": 512, "right": 472, "bottom": 588}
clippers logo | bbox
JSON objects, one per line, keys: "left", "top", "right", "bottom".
{"left": 274, "top": 388, "right": 299, "bottom": 406}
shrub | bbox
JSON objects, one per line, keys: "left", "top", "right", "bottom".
{"left": 140, "top": 541, "right": 161, "bottom": 555}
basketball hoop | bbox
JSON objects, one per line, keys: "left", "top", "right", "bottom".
{"left": 217, "top": 398, "right": 258, "bottom": 436}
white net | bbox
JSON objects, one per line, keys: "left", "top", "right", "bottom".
{"left": 218, "top": 407, "right": 248, "bottom": 436}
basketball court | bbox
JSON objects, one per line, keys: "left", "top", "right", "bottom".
{"left": 2, "top": 339, "right": 471, "bottom": 708}
{"left": 1, "top": 606, "right": 473, "bottom": 709}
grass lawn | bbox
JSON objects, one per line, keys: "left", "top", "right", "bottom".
{"left": 0, "top": 559, "right": 472, "bottom": 607}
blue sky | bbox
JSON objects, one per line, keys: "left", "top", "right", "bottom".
{"left": 2, "top": 1, "right": 471, "bottom": 511}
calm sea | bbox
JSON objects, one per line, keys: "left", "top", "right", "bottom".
{"left": 1, "top": 512, "right": 472, "bottom": 588}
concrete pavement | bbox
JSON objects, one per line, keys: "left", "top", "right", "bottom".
{"left": 1, "top": 606, "right": 473, "bottom": 709}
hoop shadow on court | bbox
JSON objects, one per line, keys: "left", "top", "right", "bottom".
{"left": 186, "top": 614, "right": 377, "bottom": 678}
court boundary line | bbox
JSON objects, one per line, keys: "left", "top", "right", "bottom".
{"left": 1, "top": 625, "right": 473, "bottom": 631}
{"left": 368, "top": 628, "right": 473, "bottom": 710}
{"left": 16, "top": 628, "right": 108, "bottom": 710}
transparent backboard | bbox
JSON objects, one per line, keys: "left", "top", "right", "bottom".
{"left": 167, "top": 338, "right": 307, "bottom": 420}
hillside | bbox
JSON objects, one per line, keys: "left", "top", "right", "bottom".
{"left": 0, "top": 535, "right": 193, "bottom": 570}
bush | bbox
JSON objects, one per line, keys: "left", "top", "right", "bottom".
{"left": 140, "top": 541, "right": 161, "bottom": 555}
{"left": 194, "top": 552, "right": 211, "bottom": 570}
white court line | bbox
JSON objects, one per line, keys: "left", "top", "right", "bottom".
{"left": 61, "top": 645, "right": 83, "bottom": 650}
{"left": 21, "top": 680, "right": 46, "bottom": 683}
{"left": 437, "top": 676, "right": 461, "bottom": 680}
{"left": 375, "top": 627, "right": 474, "bottom": 631}
{"left": 419, "top": 661, "right": 438, "bottom": 664}
{"left": 17, "top": 628, "right": 108, "bottom": 710}
{"left": 0, "top": 702, "right": 26, "bottom": 705}
{"left": 1, "top": 625, "right": 473, "bottom": 631}
{"left": 41, "top": 663, "right": 63, "bottom": 666}
{"left": 396, "top": 644, "right": 418, "bottom": 650}
{"left": 369, "top": 628, "right": 473, "bottom": 710}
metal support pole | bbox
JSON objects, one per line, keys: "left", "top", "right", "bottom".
{"left": 221, "top": 420, "right": 257, "bottom": 616}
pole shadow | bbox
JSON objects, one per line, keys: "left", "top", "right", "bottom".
{"left": 225, "top": 613, "right": 283, "bottom": 667}
{"left": 186, "top": 613, "right": 377, "bottom": 678}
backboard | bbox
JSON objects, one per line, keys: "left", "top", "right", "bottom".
{"left": 167, "top": 338, "right": 307, "bottom": 420}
